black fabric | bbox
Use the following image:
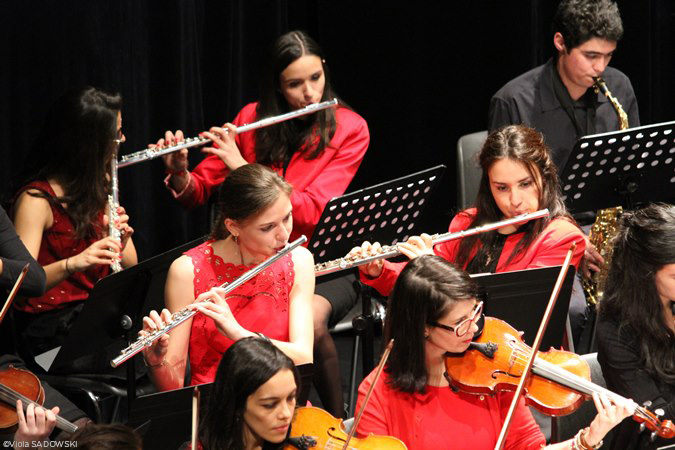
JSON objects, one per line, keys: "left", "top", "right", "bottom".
{"left": 596, "top": 317, "right": 675, "bottom": 449}
{"left": 466, "top": 232, "right": 508, "bottom": 275}
{"left": 314, "top": 271, "right": 360, "bottom": 329}
{"left": 0, "top": 206, "right": 46, "bottom": 298}
{"left": 550, "top": 63, "right": 597, "bottom": 138}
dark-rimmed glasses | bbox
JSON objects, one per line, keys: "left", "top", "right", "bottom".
{"left": 428, "top": 301, "right": 483, "bottom": 337}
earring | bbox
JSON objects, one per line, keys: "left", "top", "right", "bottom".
{"left": 232, "top": 235, "right": 238, "bottom": 244}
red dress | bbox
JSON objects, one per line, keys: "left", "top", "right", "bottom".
{"left": 186, "top": 240, "right": 295, "bottom": 385}
{"left": 356, "top": 370, "right": 546, "bottom": 450}
{"left": 362, "top": 208, "right": 585, "bottom": 296}
{"left": 13, "top": 180, "right": 109, "bottom": 313}
{"left": 166, "top": 103, "right": 370, "bottom": 242}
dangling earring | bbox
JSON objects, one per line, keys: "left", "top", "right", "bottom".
{"left": 232, "top": 234, "right": 244, "bottom": 265}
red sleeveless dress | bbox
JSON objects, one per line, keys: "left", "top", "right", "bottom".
{"left": 186, "top": 240, "right": 295, "bottom": 385}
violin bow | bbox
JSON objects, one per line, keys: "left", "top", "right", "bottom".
{"left": 191, "top": 386, "right": 200, "bottom": 450}
{"left": 494, "top": 243, "right": 577, "bottom": 450}
{"left": 341, "top": 339, "right": 394, "bottom": 450}
{"left": 0, "top": 263, "right": 30, "bottom": 325}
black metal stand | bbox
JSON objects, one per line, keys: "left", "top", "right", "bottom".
{"left": 560, "top": 120, "right": 675, "bottom": 213}
{"left": 38, "top": 236, "right": 204, "bottom": 418}
{"left": 310, "top": 165, "right": 446, "bottom": 412}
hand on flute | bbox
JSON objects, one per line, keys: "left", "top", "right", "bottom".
{"left": 200, "top": 123, "right": 247, "bottom": 171}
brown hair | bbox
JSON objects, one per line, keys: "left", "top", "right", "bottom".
{"left": 456, "top": 125, "right": 571, "bottom": 269}
{"left": 210, "top": 164, "right": 292, "bottom": 240}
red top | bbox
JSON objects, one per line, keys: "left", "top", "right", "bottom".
{"left": 355, "top": 370, "right": 546, "bottom": 450}
{"left": 13, "top": 181, "right": 109, "bottom": 313}
{"left": 186, "top": 240, "right": 295, "bottom": 385}
{"left": 167, "top": 103, "right": 370, "bottom": 242}
{"left": 362, "top": 208, "right": 585, "bottom": 296}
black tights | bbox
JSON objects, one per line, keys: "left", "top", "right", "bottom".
{"left": 312, "top": 295, "right": 345, "bottom": 418}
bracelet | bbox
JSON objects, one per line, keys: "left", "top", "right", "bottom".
{"left": 143, "top": 357, "right": 167, "bottom": 368}
{"left": 580, "top": 427, "right": 603, "bottom": 449}
{"left": 65, "top": 257, "right": 74, "bottom": 275}
{"left": 255, "top": 332, "right": 271, "bottom": 343}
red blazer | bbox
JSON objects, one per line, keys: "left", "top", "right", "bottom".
{"left": 362, "top": 208, "right": 585, "bottom": 296}
{"left": 168, "top": 102, "right": 369, "bottom": 242}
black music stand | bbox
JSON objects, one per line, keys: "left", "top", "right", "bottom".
{"left": 560, "top": 120, "right": 675, "bottom": 214}
{"left": 127, "top": 382, "right": 213, "bottom": 450}
{"left": 310, "top": 165, "right": 446, "bottom": 397}
{"left": 35, "top": 236, "right": 205, "bottom": 411}
{"left": 471, "top": 266, "right": 576, "bottom": 351}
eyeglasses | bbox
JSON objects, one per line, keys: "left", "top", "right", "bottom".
{"left": 429, "top": 301, "right": 484, "bottom": 337}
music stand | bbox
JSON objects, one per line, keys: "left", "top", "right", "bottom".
{"left": 127, "top": 382, "right": 213, "bottom": 450}
{"left": 560, "top": 120, "right": 675, "bottom": 213}
{"left": 471, "top": 266, "right": 576, "bottom": 351}
{"left": 310, "top": 165, "right": 446, "bottom": 383}
{"left": 37, "top": 236, "right": 205, "bottom": 406}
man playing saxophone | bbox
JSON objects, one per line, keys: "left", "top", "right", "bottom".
{"left": 489, "top": 0, "right": 639, "bottom": 173}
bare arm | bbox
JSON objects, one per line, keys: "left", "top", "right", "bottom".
{"left": 142, "top": 255, "right": 195, "bottom": 391}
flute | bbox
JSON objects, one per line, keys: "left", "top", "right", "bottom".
{"left": 110, "top": 235, "right": 307, "bottom": 368}
{"left": 108, "top": 140, "right": 123, "bottom": 273}
{"left": 314, "top": 209, "right": 550, "bottom": 277}
{"left": 117, "top": 98, "right": 339, "bottom": 168}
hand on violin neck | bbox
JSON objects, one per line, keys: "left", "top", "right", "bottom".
{"left": 586, "top": 392, "right": 634, "bottom": 447}
{"left": 14, "top": 399, "right": 59, "bottom": 446}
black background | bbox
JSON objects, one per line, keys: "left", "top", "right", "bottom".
{"left": 1, "top": 1, "right": 673, "bottom": 261}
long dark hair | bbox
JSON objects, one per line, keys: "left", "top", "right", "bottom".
{"left": 200, "top": 337, "right": 299, "bottom": 450}
{"left": 384, "top": 255, "right": 480, "bottom": 394}
{"left": 255, "top": 30, "right": 338, "bottom": 167}
{"left": 20, "top": 86, "right": 122, "bottom": 240}
{"left": 210, "top": 163, "right": 292, "bottom": 240}
{"left": 455, "top": 125, "right": 572, "bottom": 269}
{"left": 598, "top": 203, "right": 675, "bottom": 384}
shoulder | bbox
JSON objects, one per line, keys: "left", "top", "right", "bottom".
{"left": 14, "top": 188, "right": 52, "bottom": 218}
{"left": 450, "top": 208, "right": 477, "bottom": 230}
{"left": 492, "top": 64, "right": 546, "bottom": 100}
{"left": 335, "top": 107, "right": 369, "bottom": 133}
{"left": 291, "top": 246, "right": 314, "bottom": 272}
{"left": 542, "top": 217, "right": 584, "bottom": 239}
{"left": 600, "top": 66, "right": 636, "bottom": 93}
{"left": 236, "top": 102, "right": 259, "bottom": 122}
{"left": 168, "top": 254, "right": 196, "bottom": 283}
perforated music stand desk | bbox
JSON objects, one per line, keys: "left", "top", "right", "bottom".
{"left": 309, "top": 165, "right": 446, "bottom": 263}
{"left": 560, "top": 121, "right": 675, "bottom": 214}
{"left": 311, "top": 165, "right": 445, "bottom": 396}
{"left": 39, "top": 236, "right": 205, "bottom": 403}
{"left": 471, "top": 265, "right": 576, "bottom": 352}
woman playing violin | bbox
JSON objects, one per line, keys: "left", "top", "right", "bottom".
{"left": 192, "top": 337, "right": 298, "bottom": 450}
{"left": 142, "top": 164, "right": 314, "bottom": 392}
{"left": 355, "top": 255, "right": 631, "bottom": 450}
{"left": 353, "top": 125, "right": 588, "bottom": 343}
{"left": 597, "top": 203, "right": 675, "bottom": 449}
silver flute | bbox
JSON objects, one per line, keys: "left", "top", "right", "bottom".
{"left": 314, "top": 209, "right": 550, "bottom": 276}
{"left": 110, "top": 235, "right": 307, "bottom": 368}
{"left": 108, "top": 140, "right": 123, "bottom": 273}
{"left": 117, "top": 98, "right": 339, "bottom": 168}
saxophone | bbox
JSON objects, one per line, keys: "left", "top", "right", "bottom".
{"left": 582, "top": 207, "right": 623, "bottom": 304}
{"left": 583, "top": 78, "right": 629, "bottom": 304}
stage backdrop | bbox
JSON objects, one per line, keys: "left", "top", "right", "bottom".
{"left": 1, "top": 0, "right": 673, "bottom": 260}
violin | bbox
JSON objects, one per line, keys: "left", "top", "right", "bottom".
{"left": 284, "top": 406, "right": 406, "bottom": 450}
{"left": 0, "top": 365, "right": 78, "bottom": 433}
{"left": 445, "top": 316, "right": 675, "bottom": 440}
